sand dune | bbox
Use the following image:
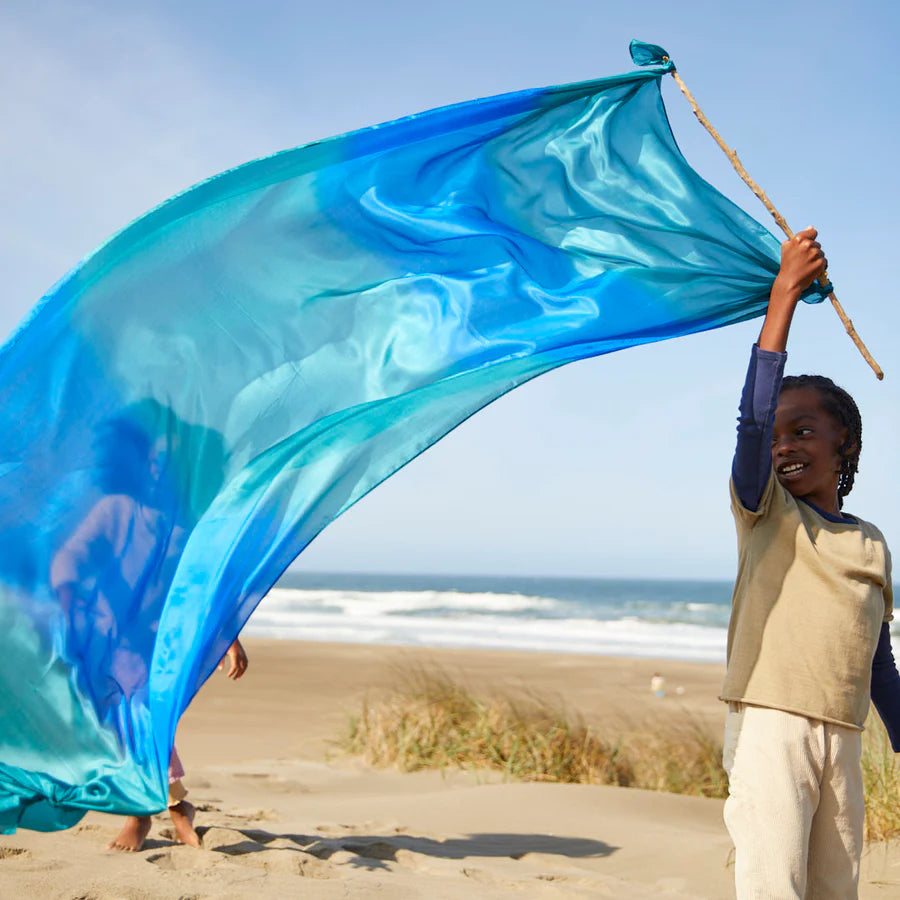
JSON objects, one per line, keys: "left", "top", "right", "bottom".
{"left": 1, "top": 640, "right": 899, "bottom": 898}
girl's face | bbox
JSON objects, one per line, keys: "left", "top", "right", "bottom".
{"left": 772, "top": 387, "right": 848, "bottom": 516}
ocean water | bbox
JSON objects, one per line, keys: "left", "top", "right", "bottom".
{"left": 244, "top": 571, "right": 734, "bottom": 663}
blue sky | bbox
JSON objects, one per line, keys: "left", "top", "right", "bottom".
{"left": 2, "top": 1, "right": 899, "bottom": 579}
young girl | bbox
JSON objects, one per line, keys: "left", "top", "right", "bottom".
{"left": 106, "top": 638, "right": 248, "bottom": 852}
{"left": 723, "top": 227, "right": 900, "bottom": 898}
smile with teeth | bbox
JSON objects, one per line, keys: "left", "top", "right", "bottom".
{"left": 778, "top": 461, "right": 807, "bottom": 477}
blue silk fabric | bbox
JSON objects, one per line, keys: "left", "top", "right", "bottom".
{"left": 0, "top": 42, "right": 828, "bottom": 832}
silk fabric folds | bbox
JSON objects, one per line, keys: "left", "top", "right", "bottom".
{"left": 0, "top": 42, "right": 827, "bottom": 832}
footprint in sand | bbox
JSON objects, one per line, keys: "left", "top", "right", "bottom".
{"left": 387, "top": 849, "right": 520, "bottom": 885}
{"left": 0, "top": 848, "right": 70, "bottom": 876}
{"left": 315, "top": 820, "right": 403, "bottom": 835}
{"left": 302, "top": 839, "right": 342, "bottom": 859}
{"left": 392, "top": 849, "right": 463, "bottom": 876}
{"left": 231, "top": 772, "right": 310, "bottom": 794}
{"left": 462, "top": 866, "right": 515, "bottom": 887}
{"left": 192, "top": 801, "right": 222, "bottom": 812}
{"left": 223, "top": 807, "right": 276, "bottom": 822}
{"left": 172, "top": 826, "right": 343, "bottom": 879}
{"left": 249, "top": 848, "right": 337, "bottom": 878}
{"left": 462, "top": 865, "right": 590, "bottom": 893}
{"left": 55, "top": 891, "right": 156, "bottom": 900}
{"left": 145, "top": 846, "right": 220, "bottom": 871}
{"left": 200, "top": 826, "right": 269, "bottom": 856}
{"left": 341, "top": 840, "right": 398, "bottom": 861}
{"left": 315, "top": 824, "right": 349, "bottom": 834}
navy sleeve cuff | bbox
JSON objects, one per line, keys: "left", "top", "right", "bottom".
{"left": 871, "top": 622, "right": 900, "bottom": 753}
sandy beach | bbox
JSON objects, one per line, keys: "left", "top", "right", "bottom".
{"left": 2, "top": 639, "right": 899, "bottom": 899}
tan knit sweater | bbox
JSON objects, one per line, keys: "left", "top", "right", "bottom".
{"left": 721, "top": 472, "right": 893, "bottom": 730}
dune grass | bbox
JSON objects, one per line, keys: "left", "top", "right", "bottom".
{"left": 343, "top": 665, "right": 728, "bottom": 798}
{"left": 343, "top": 665, "right": 900, "bottom": 841}
{"left": 861, "top": 713, "right": 900, "bottom": 842}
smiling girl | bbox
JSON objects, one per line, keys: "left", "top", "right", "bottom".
{"left": 721, "top": 227, "right": 900, "bottom": 898}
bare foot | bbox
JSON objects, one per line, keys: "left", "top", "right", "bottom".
{"left": 168, "top": 800, "right": 200, "bottom": 847}
{"left": 107, "top": 815, "right": 152, "bottom": 851}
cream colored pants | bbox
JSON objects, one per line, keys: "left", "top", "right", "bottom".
{"left": 723, "top": 703, "right": 864, "bottom": 900}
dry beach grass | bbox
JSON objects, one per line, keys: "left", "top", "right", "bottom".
{"left": 862, "top": 714, "right": 900, "bottom": 842}
{"left": 343, "top": 664, "right": 725, "bottom": 798}
{"left": 346, "top": 663, "right": 900, "bottom": 839}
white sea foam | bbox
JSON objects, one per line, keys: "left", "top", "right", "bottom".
{"left": 260, "top": 587, "right": 559, "bottom": 616}
{"left": 245, "top": 587, "right": 727, "bottom": 663}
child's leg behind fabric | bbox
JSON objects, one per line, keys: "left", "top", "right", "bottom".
{"left": 168, "top": 745, "right": 187, "bottom": 806}
{"left": 166, "top": 745, "right": 200, "bottom": 847}
{"left": 723, "top": 703, "right": 826, "bottom": 899}
{"left": 105, "top": 748, "right": 186, "bottom": 852}
{"left": 805, "top": 724, "right": 864, "bottom": 899}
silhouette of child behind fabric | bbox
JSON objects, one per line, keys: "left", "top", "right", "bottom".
{"left": 48, "top": 406, "right": 241, "bottom": 850}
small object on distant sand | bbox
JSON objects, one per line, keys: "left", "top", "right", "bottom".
{"left": 675, "top": 685, "right": 686, "bottom": 696}
{"left": 650, "top": 673, "right": 666, "bottom": 698}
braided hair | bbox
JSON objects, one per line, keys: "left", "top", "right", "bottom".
{"left": 779, "top": 375, "right": 862, "bottom": 508}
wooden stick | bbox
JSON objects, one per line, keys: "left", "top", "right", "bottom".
{"left": 667, "top": 65, "right": 884, "bottom": 380}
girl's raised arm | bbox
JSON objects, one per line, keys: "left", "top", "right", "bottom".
{"left": 758, "top": 227, "right": 827, "bottom": 352}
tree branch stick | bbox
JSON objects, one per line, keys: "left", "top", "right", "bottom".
{"left": 668, "top": 67, "right": 883, "bottom": 380}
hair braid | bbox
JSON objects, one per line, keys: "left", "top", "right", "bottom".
{"left": 780, "top": 375, "right": 862, "bottom": 509}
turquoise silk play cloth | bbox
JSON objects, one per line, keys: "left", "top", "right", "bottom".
{"left": 0, "top": 41, "right": 827, "bottom": 832}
